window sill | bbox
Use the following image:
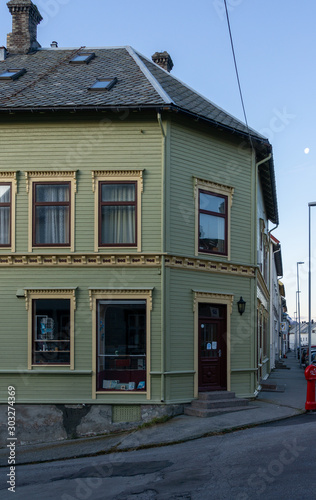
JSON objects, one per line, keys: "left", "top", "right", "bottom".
{"left": 32, "top": 246, "right": 71, "bottom": 250}
{"left": 98, "top": 246, "right": 139, "bottom": 251}
{"left": 0, "top": 370, "right": 92, "bottom": 375}
{"left": 198, "top": 251, "right": 229, "bottom": 259}
{"left": 96, "top": 391, "right": 147, "bottom": 395}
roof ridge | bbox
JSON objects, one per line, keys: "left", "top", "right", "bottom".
{"left": 136, "top": 50, "right": 266, "bottom": 140}
{"left": 125, "top": 46, "right": 174, "bottom": 105}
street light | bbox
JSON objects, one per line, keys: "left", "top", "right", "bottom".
{"left": 297, "top": 261, "right": 304, "bottom": 367}
{"left": 308, "top": 202, "right": 316, "bottom": 366}
{"left": 294, "top": 309, "right": 297, "bottom": 353}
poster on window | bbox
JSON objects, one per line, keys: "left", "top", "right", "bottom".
{"left": 210, "top": 307, "right": 219, "bottom": 318}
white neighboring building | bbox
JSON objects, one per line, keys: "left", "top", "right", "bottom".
{"left": 290, "top": 322, "right": 316, "bottom": 350}
{"left": 299, "top": 323, "right": 316, "bottom": 347}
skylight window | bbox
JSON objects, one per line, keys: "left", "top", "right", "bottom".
{"left": 0, "top": 68, "right": 26, "bottom": 81}
{"left": 70, "top": 52, "right": 95, "bottom": 64}
{"left": 89, "top": 77, "right": 117, "bottom": 91}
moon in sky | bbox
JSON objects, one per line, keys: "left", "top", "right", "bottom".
{"left": 304, "top": 148, "right": 310, "bottom": 154}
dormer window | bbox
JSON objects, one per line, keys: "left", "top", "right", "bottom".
{"left": 70, "top": 53, "right": 95, "bottom": 64}
{"left": 89, "top": 77, "right": 117, "bottom": 91}
{"left": 0, "top": 68, "right": 26, "bottom": 80}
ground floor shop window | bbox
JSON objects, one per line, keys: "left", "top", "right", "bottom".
{"left": 32, "top": 299, "right": 70, "bottom": 365}
{"left": 97, "top": 300, "right": 146, "bottom": 391}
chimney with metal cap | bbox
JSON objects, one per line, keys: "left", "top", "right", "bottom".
{"left": 6, "top": 0, "right": 43, "bottom": 54}
{"left": 152, "top": 51, "right": 174, "bottom": 72}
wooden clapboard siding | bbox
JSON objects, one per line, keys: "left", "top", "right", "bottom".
{"left": 0, "top": 109, "right": 263, "bottom": 404}
{"left": 167, "top": 119, "right": 254, "bottom": 263}
{"left": 0, "top": 113, "right": 162, "bottom": 254}
{"left": 0, "top": 266, "right": 162, "bottom": 403}
{"left": 230, "top": 372, "right": 253, "bottom": 399}
{"left": 164, "top": 268, "right": 255, "bottom": 399}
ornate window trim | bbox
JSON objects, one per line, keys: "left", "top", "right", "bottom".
{"left": 24, "top": 287, "right": 77, "bottom": 370}
{"left": 89, "top": 287, "right": 153, "bottom": 400}
{"left": 0, "top": 172, "right": 17, "bottom": 252}
{"left": 25, "top": 171, "right": 77, "bottom": 252}
{"left": 194, "top": 177, "right": 234, "bottom": 260}
{"left": 92, "top": 170, "right": 144, "bottom": 252}
{"left": 192, "top": 290, "right": 234, "bottom": 397}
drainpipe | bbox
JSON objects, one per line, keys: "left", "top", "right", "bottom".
{"left": 157, "top": 112, "right": 166, "bottom": 402}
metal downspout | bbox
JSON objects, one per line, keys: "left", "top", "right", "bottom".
{"left": 158, "top": 112, "right": 166, "bottom": 402}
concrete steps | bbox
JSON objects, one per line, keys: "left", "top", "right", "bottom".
{"left": 184, "top": 391, "right": 251, "bottom": 418}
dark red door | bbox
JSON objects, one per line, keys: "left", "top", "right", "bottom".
{"left": 198, "top": 304, "right": 227, "bottom": 391}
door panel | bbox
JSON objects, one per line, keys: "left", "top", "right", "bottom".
{"left": 198, "top": 305, "right": 227, "bottom": 391}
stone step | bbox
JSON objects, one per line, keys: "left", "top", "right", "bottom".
{"left": 191, "top": 397, "right": 249, "bottom": 410}
{"left": 274, "top": 361, "right": 290, "bottom": 370}
{"left": 184, "top": 405, "right": 252, "bottom": 418}
{"left": 198, "top": 391, "right": 236, "bottom": 401}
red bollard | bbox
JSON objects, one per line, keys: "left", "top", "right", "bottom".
{"left": 305, "top": 364, "right": 316, "bottom": 410}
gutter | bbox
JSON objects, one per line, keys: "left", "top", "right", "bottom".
{"left": 0, "top": 104, "right": 271, "bottom": 146}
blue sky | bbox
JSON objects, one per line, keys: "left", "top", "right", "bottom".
{"left": 1, "top": 0, "right": 316, "bottom": 320}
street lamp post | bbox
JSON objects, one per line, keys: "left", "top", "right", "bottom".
{"left": 297, "top": 261, "right": 304, "bottom": 368}
{"left": 308, "top": 202, "right": 316, "bottom": 366}
{"left": 294, "top": 306, "right": 297, "bottom": 352}
{"left": 294, "top": 309, "right": 297, "bottom": 353}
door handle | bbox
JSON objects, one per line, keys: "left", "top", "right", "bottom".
{"left": 218, "top": 349, "right": 222, "bottom": 358}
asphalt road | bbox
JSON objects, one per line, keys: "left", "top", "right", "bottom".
{"left": 1, "top": 414, "right": 316, "bottom": 500}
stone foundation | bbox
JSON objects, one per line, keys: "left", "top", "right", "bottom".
{"left": 0, "top": 403, "right": 184, "bottom": 447}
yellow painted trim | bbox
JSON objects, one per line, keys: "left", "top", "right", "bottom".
{"left": 194, "top": 177, "right": 234, "bottom": 260}
{"left": 257, "top": 270, "right": 270, "bottom": 301}
{"left": 0, "top": 173, "right": 17, "bottom": 253}
{"left": 25, "top": 171, "right": 77, "bottom": 253}
{"left": 165, "top": 256, "right": 255, "bottom": 278}
{"left": 0, "top": 253, "right": 162, "bottom": 267}
{"left": 193, "top": 291, "right": 234, "bottom": 397}
{"left": 89, "top": 288, "right": 152, "bottom": 401}
{"left": 25, "top": 288, "right": 76, "bottom": 371}
{"left": 92, "top": 170, "right": 144, "bottom": 253}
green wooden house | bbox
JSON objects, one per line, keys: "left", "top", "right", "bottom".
{"left": 0, "top": 1, "right": 278, "bottom": 437}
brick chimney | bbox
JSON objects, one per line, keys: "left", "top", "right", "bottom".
{"left": 152, "top": 51, "right": 174, "bottom": 73}
{"left": 6, "top": 0, "right": 43, "bottom": 54}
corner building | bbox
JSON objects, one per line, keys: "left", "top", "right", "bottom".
{"left": 0, "top": 1, "right": 279, "bottom": 437}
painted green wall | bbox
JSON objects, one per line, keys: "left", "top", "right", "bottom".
{"left": 0, "top": 267, "right": 161, "bottom": 403}
{"left": 0, "top": 111, "right": 262, "bottom": 404}
{"left": 0, "top": 113, "right": 162, "bottom": 254}
{"left": 165, "top": 268, "right": 256, "bottom": 400}
{"left": 167, "top": 119, "right": 254, "bottom": 264}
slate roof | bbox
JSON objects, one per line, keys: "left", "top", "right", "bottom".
{"left": 0, "top": 46, "right": 264, "bottom": 138}
{"left": 0, "top": 45, "right": 278, "bottom": 223}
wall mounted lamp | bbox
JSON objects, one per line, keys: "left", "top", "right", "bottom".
{"left": 237, "top": 296, "right": 246, "bottom": 315}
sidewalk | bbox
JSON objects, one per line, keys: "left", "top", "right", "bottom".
{"left": 0, "top": 352, "right": 311, "bottom": 467}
